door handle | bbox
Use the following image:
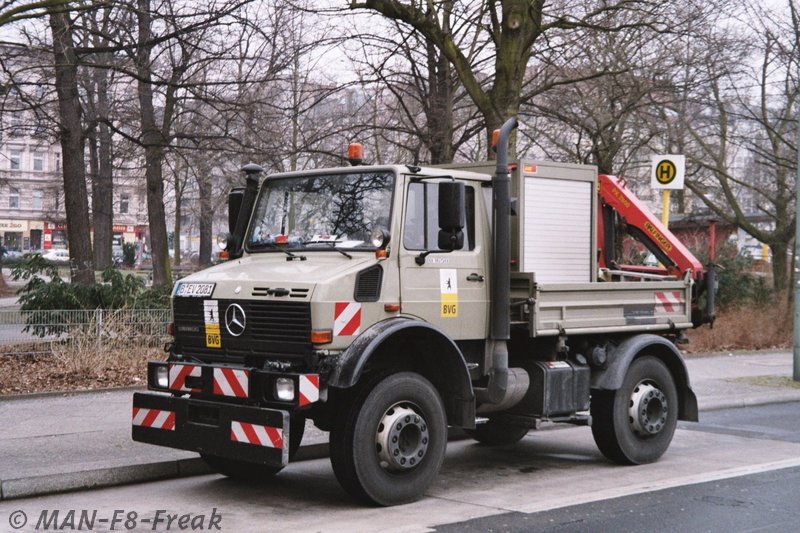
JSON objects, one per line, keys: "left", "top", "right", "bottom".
{"left": 466, "top": 273, "right": 484, "bottom": 282}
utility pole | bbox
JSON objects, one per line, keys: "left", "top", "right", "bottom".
{"left": 794, "top": 103, "right": 800, "bottom": 381}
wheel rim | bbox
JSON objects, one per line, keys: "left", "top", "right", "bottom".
{"left": 375, "top": 402, "right": 429, "bottom": 472}
{"left": 628, "top": 381, "right": 668, "bottom": 436}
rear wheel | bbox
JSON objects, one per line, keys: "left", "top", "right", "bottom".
{"left": 591, "top": 356, "right": 678, "bottom": 464}
{"left": 464, "top": 417, "right": 530, "bottom": 446}
{"left": 201, "top": 416, "right": 305, "bottom": 480}
{"left": 329, "top": 372, "right": 447, "bottom": 506}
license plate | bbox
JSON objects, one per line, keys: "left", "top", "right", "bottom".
{"left": 176, "top": 282, "right": 215, "bottom": 297}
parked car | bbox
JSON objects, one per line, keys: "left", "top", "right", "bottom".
{"left": 135, "top": 251, "right": 152, "bottom": 269}
{"left": 42, "top": 249, "right": 70, "bottom": 264}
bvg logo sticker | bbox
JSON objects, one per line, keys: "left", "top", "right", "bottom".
{"left": 203, "top": 300, "right": 221, "bottom": 348}
{"left": 440, "top": 269, "right": 458, "bottom": 318}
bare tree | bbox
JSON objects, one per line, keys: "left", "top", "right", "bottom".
{"left": 678, "top": 2, "right": 798, "bottom": 290}
{"left": 81, "top": 4, "right": 115, "bottom": 270}
{"left": 48, "top": 5, "right": 93, "bottom": 283}
{"left": 1, "top": 0, "right": 72, "bottom": 27}
{"left": 347, "top": 1, "right": 485, "bottom": 164}
{"left": 349, "top": 0, "right": 687, "bottom": 157}
{"left": 115, "top": 0, "right": 253, "bottom": 285}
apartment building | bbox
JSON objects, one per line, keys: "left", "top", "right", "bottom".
{"left": 0, "top": 130, "right": 147, "bottom": 252}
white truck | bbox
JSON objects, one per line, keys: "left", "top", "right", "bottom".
{"left": 133, "top": 119, "right": 711, "bottom": 505}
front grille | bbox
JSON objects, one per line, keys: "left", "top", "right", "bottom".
{"left": 173, "top": 298, "right": 312, "bottom": 366}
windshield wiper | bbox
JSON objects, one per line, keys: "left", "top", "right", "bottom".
{"left": 302, "top": 240, "right": 353, "bottom": 259}
{"left": 263, "top": 242, "right": 306, "bottom": 261}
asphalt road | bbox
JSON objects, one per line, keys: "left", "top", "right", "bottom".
{"left": 2, "top": 402, "right": 800, "bottom": 532}
{"left": 436, "top": 401, "right": 800, "bottom": 532}
{"left": 434, "top": 466, "right": 800, "bottom": 532}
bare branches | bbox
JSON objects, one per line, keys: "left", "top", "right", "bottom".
{"left": 0, "top": 0, "right": 75, "bottom": 28}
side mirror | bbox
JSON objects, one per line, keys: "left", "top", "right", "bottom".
{"left": 228, "top": 187, "right": 245, "bottom": 234}
{"left": 437, "top": 181, "right": 465, "bottom": 251}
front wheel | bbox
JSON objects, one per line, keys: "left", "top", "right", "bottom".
{"left": 329, "top": 372, "right": 447, "bottom": 506}
{"left": 591, "top": 356, "right": 678, "bottom": 465}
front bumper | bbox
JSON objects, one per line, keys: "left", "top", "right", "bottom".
{"left": 132, "top": 392, "right": 290, "bottom": 467}
{"left": 147, "top": 361, "right": 321, "bottom": 408}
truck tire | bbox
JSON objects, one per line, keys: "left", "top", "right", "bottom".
{"left": 464, "top": 417, "right": 530, "bottom": 446}
{"left": 590, "top": 356, "right": 678, "bottom": 465}
{"left": 201, "top": 416, "right": 305, "bottom": 480}
{"left": 329, "top": 372, "right": 447, "bottom": 506}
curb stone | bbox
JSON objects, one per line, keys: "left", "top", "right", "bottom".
{"left": 0, "top": 443, "right": 331, "bottom": 502}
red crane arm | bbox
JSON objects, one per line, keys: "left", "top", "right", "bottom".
{"left": 597, "top": 174, "right": 704, "bottom": 279}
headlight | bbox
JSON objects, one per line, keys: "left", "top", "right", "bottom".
{"left": 155, "top": 365, "right": 169, "bottom": 389}
{"left": 371, "top": 228, "right": 390, "bottom": 248}
{"left": 217, "top": 233, "right": 235, "bottom": 251}
{"left": 275, "top": 378, "right": 295, "bottom": 401}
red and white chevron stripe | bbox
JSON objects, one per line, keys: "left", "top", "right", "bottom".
{"left": 213, "top": 367, "right": 249, "bottom": 398}
{"left": 168, "top": 363, "right": 201, "bottom": 392}
{"left": 132, "top": 407, "right": 175, "bottom": 430}
{"left": 655, "top": 291, "right": 683, "bottom": 314}
{"left": 299, "top": 374, "right": 319, "bottom": 406}
{"left": 230, "top": 421, "right": 283, "bottom": 448}
{"left": 334, "top": 302, "right": 361, "bottom": 336}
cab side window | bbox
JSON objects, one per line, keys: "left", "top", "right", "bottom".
{"left": 403, "top": 182, "right": 475, "bottom": 251}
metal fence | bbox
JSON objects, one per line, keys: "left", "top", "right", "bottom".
{"left": 0, "top": 308, "right": 172, "bottom": 354}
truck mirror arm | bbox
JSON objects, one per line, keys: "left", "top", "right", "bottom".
{"left": 414, "top": 248, "right": 454, "bottom": 266}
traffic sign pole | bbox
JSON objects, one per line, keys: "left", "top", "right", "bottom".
{"left": 661, "top": 189, "right": 671, "bottom": 227}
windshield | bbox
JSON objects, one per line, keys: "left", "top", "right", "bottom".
{"left": 246, "top": 170, "right": 395, "bottom": 252}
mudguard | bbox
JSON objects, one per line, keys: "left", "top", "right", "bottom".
{"left": 591, "top": 334, "right": 699, "bottom": 421}
{"left": 326, "top": 317, "right": 476, "bottom": 428}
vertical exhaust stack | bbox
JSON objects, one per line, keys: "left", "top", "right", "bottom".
{"left": 491, "top": 118, "right": 517, "bottom": 341}
{"left": 229, "top": 163, "right": 262, "bottom": 259}
{"left": 477, "top": 118, "right": 528, "bottom": 407}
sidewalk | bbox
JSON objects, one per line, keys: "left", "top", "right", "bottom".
{"left": 1, "top": 350, "right": 799, "bottom": 501}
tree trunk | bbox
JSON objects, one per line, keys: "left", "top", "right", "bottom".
{"left": 136, "top": 0, "right": 171, "bottom": 287}
{"left": 48, "top": 8, "right": 94, "bottom": 284}
{"left": 425, "top": 5, "right": 454, "bottom": 164}
{"left": 173, "top": 176, "right": 182, "bottom": 267}
{"left": 92, "top": 64, "right": 114, "bottom": 270}
{"left": 770, "top": 242, "right": 789, "bottom": 292}
{"left": 198, "top": 185, "right": 213, "bottom": 267}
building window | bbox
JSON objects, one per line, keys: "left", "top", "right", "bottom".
{"left": 54, "top": 152, "right": 61, "bottom": 172}
{"left": 9, "top": 150, "right": 21, "bottom": 170}
{"left": 33, "top": 151, "right": 44, "bottom": 171}
{"left": 9, "top": 187, "right": 20, "bottom": 209}
{"left": 120, "top": 194, "right": 129, "bottom": 214}
{"left": 33, "top": 190, "right": 42, "bottom": 210}
{"left": 9, "top": 113, "right": 23, "bottom": 136}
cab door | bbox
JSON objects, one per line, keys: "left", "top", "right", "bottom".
{"left": 398, "top": 178, "right": 489, "bottom": 340}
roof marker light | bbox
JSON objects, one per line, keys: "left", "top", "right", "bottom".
{"left": 348, "top": 143, "right": 363, "bottom": 166}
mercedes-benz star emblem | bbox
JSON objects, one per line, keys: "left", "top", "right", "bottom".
{"left": 225, "top": 304, "right": 246, "bottom": 337}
